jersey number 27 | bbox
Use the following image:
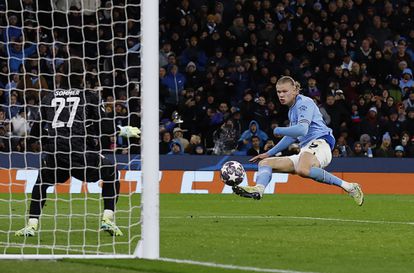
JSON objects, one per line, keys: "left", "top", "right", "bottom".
{"left": 51, "top": 97, "right": 80, "bottom": 128}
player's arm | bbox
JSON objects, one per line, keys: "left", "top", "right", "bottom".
{"left": 273, "top": 100, "right": 314, "bottom": 138}
{"left": 273, "top": 122, "right": 309, "bottom": 137}
{"left": 249, "top": 136, "right": 296, "bottom": 162}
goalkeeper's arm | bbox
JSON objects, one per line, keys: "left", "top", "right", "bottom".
{"left": 88, "top": 92, "right": 140, "bottom": 139}
{"left": 118, "top": 125, "right": 141, "bottom": 138}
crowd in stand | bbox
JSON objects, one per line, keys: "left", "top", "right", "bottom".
{"left": 0, "top": 0, "right": 141, "bottom": 154}
{"left": 0, "top": 0, "right": 414, "bottom": 158}
{"left": 159, "top": 0, "right": 414, "bottom": 157}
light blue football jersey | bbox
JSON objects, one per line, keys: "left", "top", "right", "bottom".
{"left": 288, "top": 94, "right": 335, "bottom": 149}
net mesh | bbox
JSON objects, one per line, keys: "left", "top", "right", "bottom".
{"left": 0, "top": 0, "right": 141, "bottom": 255}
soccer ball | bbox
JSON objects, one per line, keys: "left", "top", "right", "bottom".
{"left": 220, "top": 161, "right": 245, "bottom": 186}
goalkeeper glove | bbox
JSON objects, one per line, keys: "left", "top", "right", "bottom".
{"left": 118, "top": 125, "right": 141, "bottom": 138}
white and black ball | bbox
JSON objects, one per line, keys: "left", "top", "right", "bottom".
{"left": 220, "top": 161, "right": 245, "bottom": 186}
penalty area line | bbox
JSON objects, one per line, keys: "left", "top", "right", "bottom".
{"left": 160, "top": 257, "right": 320, "bottom": 273}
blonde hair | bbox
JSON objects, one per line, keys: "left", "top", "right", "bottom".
{"left": 276, "top": 76, "right": 301, "bottom": 92}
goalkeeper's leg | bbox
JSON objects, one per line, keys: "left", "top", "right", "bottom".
{"left": 16, "top": 159, "right": 69, "bottom": 237}
{"left": 99, "top": 157, "right": 122, "bottom": 236}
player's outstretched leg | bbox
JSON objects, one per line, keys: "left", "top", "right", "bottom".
{"left": 100, "top": 162, "right": 123, "bottom": 236}
{"left": 296, "top": 152, "right": 364, "bottom": 206}
{"left": 233, "top": 157, "right": 294, "bottom": 200}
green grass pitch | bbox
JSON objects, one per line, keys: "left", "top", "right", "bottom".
{"left": 0, "top": 193, "right": 413, "bottom": 273}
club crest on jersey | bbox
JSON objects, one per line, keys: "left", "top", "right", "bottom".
{"left": 299, "top": 105, "right": 307, "bottom": 111}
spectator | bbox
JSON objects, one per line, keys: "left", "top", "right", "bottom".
{"left": 236, "top": 120, "right": 268, "bottom": 155}
{"left": 360, "top": 107, "right": 381, "bottom": 144}
{"left": 368, "top": 50, "right": 392, "bottom": 84}
{"left": 0, "top": 124, "right": 10, "bottom": 152}
{"left": 193, "top": 144, "right": 205, "bottom": 155}
{"left": 350, "top": 141, "right": 366, "bottom": 157}
{"left": 399, "top": 69, "right": 414, "bottom": 95}
{"left": 212, "top": 118, "right": 239, "bottom": 155}
{"left": 253, "top": 95, "right": 269, "bottom": 131}
{"left": 354, "top": 39, "right": 374, "bottom": 64}
{"left": 360, "top": 133, "right": 375, "bottom": 157}
{"left": 159, "top": 131, "right": 172, "bottom": 155}
{"left": 180, "top": 36, "right": 207, "bottom": 71}
{"left": 402, "top": 107, "right": 414, "bottom": 136}
{"left": 167, "top": 140, "right": 185, "bottom": 155}
{"left": 263, "top": 139, "right": 274, "bottom": 154}
{"left": 11, "top": 109, "right": 28, "bottom": 136}
{"left": 246, "top": 136, "right": 264, "bottom": 156}
{"left": 184, "top": 62, "right": 204, "bottom": 90}
{"left": 159, "top": 41, "right": 174, "bottom": 68}
{"left": 4, "top": 15, "right": 22, "bottom": 42}
{"left": 162, "top": 65, "right": 186, "bottom": 117}
{"left": 403, "top": 89, "right": 414, "bottom": 110}
{"left": 383, "top": 109, "right": 403, "bottom": 146}
{"left": 375, "top": 132, "right": 394, "bottom": 157}
{"left": 185, "top": 134, "right": 204, "bottom": 154}
{"left": 238, "top": 90, "right": 257, "bottom": 123}
{"left": 388, "top": 77, "right": 403, "bottom": 103}
{"left": 6, "top": 41, "right": 37, "bottom": 73}
{"left": 394, "top": 145, "right": 405, "bottom": 158}
{"left": 16, "top": 65, "right": 49, "bottom": 102}
{"left": 4, "top": 74, "right": 20, "bottom": 98}
{"left": 323, "top": 94, "right": 349, "bottom": 138}
{"left": 172, "top": 127, "right": 189, "bottom": 151}
{"left": 8, "top": 93, "right": 22, "bottom": 119}
{"left": 336, "top": 135, "right": 352, "bottom": 157}
{"left": 303, "top": 77, "right": 322, "bottom": 103}
{"left": 392, "top": 39, "right": 413, "bottom": 74}
{"left": 210, "top": 68, "right": 234, "bottom": 103}
{"left": 332, "top": 146, "right": 341, "bottom": 158}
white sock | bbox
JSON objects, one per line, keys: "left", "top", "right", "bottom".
{"left": 255, "top": 184, "right": 265, "bottom": 192}
{"left": 103, "top": 209, "right": 114, "bottom": 221}
{"left": 28, "top": 218, "right": 38, "bottom": 227}
{"left": 341, "top": 181, "right": 354, "bottom": 192}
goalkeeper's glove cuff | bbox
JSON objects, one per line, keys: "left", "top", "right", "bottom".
{"left": 118, "top": 125, "right": 141, "bottom": 138}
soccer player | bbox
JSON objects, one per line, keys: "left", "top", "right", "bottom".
{"left": 233, "top": 76, "right": 364, "bottom": 205}
{"left": 15, "top": 59, "right": 140, "bottom": 237}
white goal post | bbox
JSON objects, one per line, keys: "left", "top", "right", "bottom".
{"left": 0, "top": 0, "right": 159, "bottom": 259}
{"left": 137, "top": 0, "right": 160, "bottom": 260}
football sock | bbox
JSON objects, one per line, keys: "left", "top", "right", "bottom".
{"left": 103, "top": 209, "right": 114, "bottom": 221}
{"left": 28, "top": 218, "right": 38, "bottom": 227}
{"left": 29, "top": 178, "right": 52, "bottom": 219}
{"left": 102, "top": 180, "right": 120, "bottom": 211}
{"left": 256, "top": 165, "right": 272, "bottom": 188}
{"left": 309, "top": 167, "right": 352, "bottom": 191}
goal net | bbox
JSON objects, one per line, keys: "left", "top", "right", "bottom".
{"left": 0, "top": 0, "right": 159, "bottom": 259}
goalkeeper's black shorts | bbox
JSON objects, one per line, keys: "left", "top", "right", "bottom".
{"left": 37, "top": 152, "right": 116, "bottom": 185}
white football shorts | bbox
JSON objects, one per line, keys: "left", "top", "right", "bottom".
{"left": 287, "top": 139, "right": 332, "bottom": 170}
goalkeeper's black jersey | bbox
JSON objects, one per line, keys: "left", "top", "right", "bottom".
{"left": 30, "top": 88, "right": 105, "bottom": 153}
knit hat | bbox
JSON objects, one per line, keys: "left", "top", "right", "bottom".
{"left": 369, "top": 107, "right": 377, "bottom": 113}
{"left": 395, "top": 145, "right": 404, "bottom": 152}
{"left": 382, "top": 132, "right": 391, "bottom": 141}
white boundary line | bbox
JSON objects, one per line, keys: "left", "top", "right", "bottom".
{"left": 161, "top": 215, "right": 414, "bottom": 225}
{"left": 3, "top": 215, "right": 413, "bottom": 225}
{"left": 0, "top": 254, "right": 319, "bottom": 273}
{"left": 160, "top": 257, "right": 320, "bottom": 273}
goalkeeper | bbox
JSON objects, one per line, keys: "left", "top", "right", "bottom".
{"left": 15, "top": 59, "right": 140, "bottom": 237}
